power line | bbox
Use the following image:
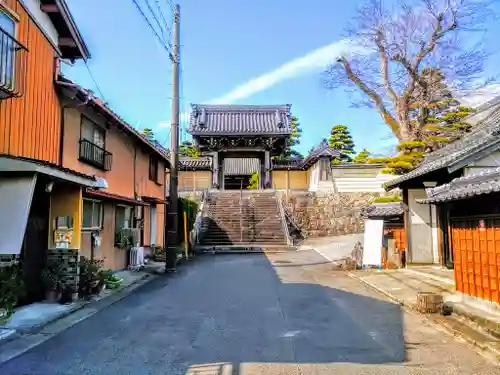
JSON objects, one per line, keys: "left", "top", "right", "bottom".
{"left": 131, "top": 0, "right": 174, "bottom": 61}
{"left": 155, "top": 0, "right": 173, "bottom": 40}
{"left": 166, "top": 0, "right": 175, "bottom": 12}
{"left": 84, "top": 61, "right": 106, "bottom": 101}
{"left": 143, "top": 0, "right": 170, "bottom": 45}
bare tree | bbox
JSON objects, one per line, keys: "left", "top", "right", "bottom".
{"left": 324, "top": 0, "right": 495, "bottom": 143}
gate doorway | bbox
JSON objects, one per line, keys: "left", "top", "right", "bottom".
{"left": 224, "top": 175, "right": 251, "bottom": 190}
{"left": 222, "top": 157, "right": 260, "bottom": 190}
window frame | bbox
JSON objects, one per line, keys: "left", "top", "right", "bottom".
{"left": 149, "top": 155, "right": 159, "bottom": 183}
{"left": 80, "top": 115, "right": 106, "bottom": 149}
{"left": 82, "top": 198, "right": 104, "bottom": 230}
{"left": 114, "top": 204, "right": 133, "bottom": 231}
{"left": 0, "top": 9, "right": 17, "bottom": 92}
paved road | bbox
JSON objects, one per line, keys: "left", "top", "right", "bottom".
{"left": 0, "top": 251, "right": 497, "bottom": 375}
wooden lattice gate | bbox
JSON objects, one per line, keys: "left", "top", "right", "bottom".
{"left": 450, "top": 217, "right": 500, "bottom": 303}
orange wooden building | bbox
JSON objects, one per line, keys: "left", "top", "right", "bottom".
{"left": 385, "top": 98, "right": 500, "bottom": 306}
{"left": 418, "top": 168, "right": 500, "bottom": 305}
{"left": 0, "top": 0, "right": 94, "bottom": 302}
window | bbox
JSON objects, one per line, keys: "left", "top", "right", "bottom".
{"left": 81, "top": 116, "right": 105, "bottom": 148}
{"left": 82, "top": 199, "right": 103, "bottom": 229}
{"left": 149, "top": 155, "right": 158, "bottom": 182}
{"left": 79, "top": 116, "right": 112, "bottom": 170}
{"left": 0, "top": 11, "right": 16, "bottom": 91}
{"left": 115, "top": 205, "right": 132, "bottom": 231}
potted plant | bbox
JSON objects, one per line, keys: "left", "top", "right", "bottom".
{"left": 41, "top": 262, "right": 63, "bottom": 302}
{"left": 115, "top": 231, "right": 133, "bottom": 250}
{"left": 78, "top": 257, "right": 104, "bottom": 297}
{"left": 105, "top": 274, "right": 123, "bottom": 290}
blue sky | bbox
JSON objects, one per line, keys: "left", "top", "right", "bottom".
{"left": 64, "top": 0, "right": 500, "bottom": 156}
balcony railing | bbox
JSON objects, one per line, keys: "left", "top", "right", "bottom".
{"left": 79, "top": 139, "right": 113, "bottom": 171}
{"left": 0, "top": 26, "right": 28, "bottom": 100}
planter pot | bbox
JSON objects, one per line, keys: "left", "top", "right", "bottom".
{"left": 45, "top": 290, "right": 61, "bottom": 302}
{"left": 105, "top": 279, "right": 123, "bottom": 290}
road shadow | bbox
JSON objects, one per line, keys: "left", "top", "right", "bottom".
{"left": 0, "top": 253, "right": 406, "bottom": 375}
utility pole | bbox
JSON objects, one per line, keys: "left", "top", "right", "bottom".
{"left": 165, "top": 3, "right": 180, "bottom": 267}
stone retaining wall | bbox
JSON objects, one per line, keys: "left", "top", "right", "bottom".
{"left": 283, "top": 191, "right": 395, "bottom": 237}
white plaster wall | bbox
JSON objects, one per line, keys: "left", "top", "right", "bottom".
{"left": 464, "top": 150, "right": 500, "bottom": 176}
{"left": 408, "top": 189, "right": 438, "bottom": 264}
{"left": 431, "top": 204, "right": 439, "bottom": 263}
{"left": 308, "top": 163, "right": 320, "bottom": 191}
{"left": 22, "top": 0, "right": 59, "bottom": 46}
{"left": 331, "top": 174, "right": 396, "bottom": 192}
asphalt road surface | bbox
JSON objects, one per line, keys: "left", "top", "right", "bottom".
{"left": 1, "top": 250, "right": 497, "bottom": 375}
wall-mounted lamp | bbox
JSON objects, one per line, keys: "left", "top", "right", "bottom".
{"left": 94, "top": 177, "right": 108, "bottom": 189}
{"left": 45, "top": 181, "right": 54, "bottom": 193}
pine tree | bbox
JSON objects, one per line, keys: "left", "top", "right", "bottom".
{"left": 180, "top": 140, "right": 200, "bottom": 157}
{"left": 422, "top": 99, "right": 475, "bottom": 149}
{"left": 353, "top": 148, "right": 370, "bottom": 163}
{"left": 370, "top": 100, "right": 476, "bottom": 175}
{"left": 278, "top": 115, "right": 303, "bottom": 160}
{"left": 369, "top": 70, "right": 475, "bottom": 175}
{"left": 142, "top": 128, "right": 155, "bottom": 141}
{"left": 329, "top": 124, "right": 355, "bottom": 163}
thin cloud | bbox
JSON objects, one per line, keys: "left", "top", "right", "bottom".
{"left": 456, "top": 83, "right": 500, "bottom": 108}
{"left": 208, "top": 39, "right": 352, "bottom": 104}
{"left": 158, "top": 39, "right": 355, "bottom": 128}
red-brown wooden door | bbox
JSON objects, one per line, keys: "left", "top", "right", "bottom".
{"left": 450, "top": 218, "right": 500, "bottom": 303}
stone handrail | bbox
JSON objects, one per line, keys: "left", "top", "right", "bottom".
{"left": 279, "top": 195, "right": 308, "bottom": 245}
{"left": 277, "top": 193, "right": 293, "bottom": 247}
{"left": 192, "top": 189, "right": 209, "bottom": 245}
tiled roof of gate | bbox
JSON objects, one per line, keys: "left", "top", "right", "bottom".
{"left": 363, "top": 202, "right": 406, "bottom": 218}
{"left": 417, "top": 167, "right": 500, "bottom": 204}
{"left": 188, "top": 104, "right": 293, "bottom": 135}
{"left": 223, "top": 158, "right": 260, "bottom": 176}
{"left": 179, "top": 157, "right": 212, "bottom": 170}
{"left": 385, "top": 98, "right": 500, "bottom": 190}
{"left": 301, "top": 140, "right": 341, "bottom": 169}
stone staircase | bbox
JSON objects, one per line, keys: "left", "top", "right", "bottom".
{"left": 198, "top": 190, "right": 289, "bottom": 249}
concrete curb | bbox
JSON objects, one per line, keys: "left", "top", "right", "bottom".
{"left": 0, "top": 272, "right": 157, "bottom": 365}
{"left": 347, "top": 271, "right": 500, "bottom": 363}
{"left": 402, "top": 268, "right": 455, "bottom": 285}
{"left": 346, "top": 271, "right": 405, "bottom": 306}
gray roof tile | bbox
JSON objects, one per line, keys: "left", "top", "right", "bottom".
{"left": 363, "top": 202, "right": 406, "bottom": 217}
{"left": 188, "top": 104, "right": 293, "bottom": 135}
{"left": 179, "top": 157, "right": 212, "bottom": 170}
{"left": 417, "top": 167, "right": 500, "bottom": 204}
{"left": 385, "top": 102, "right": 500, "bottom": 189}
{"left": 301, "top": 140, "right": 340, "bottom": 169}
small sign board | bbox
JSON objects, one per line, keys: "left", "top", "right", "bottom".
{"left": 362, "top": 219, "right": 384, "bottom": 267}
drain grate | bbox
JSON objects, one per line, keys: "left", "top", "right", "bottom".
{"left": 273, "top": 260, "right": 292, "bottom": 264}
